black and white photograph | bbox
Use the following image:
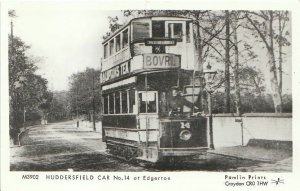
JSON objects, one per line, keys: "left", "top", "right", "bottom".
{"left": 1, "top": 0, "right": 299, "bottom": 190}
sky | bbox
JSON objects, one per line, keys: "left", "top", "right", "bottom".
{"left": 6, "top": 3, "right": 292, "bottom": 94}
{"left": 8, "top": 3, "right": 124, "bottom": 91}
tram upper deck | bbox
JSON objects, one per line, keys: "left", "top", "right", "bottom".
{"left": 101, "top": 16, "right": 195, "bottom": 85}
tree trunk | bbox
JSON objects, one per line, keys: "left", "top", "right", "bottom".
{"left": 267, "top": 51, "right": 282, "bottom": 113}
{"left": 266, "top": 11, "right": 282, "bottom": 113}
{"left": 232, "top": 14, "right": 241, "bottom": 116}
{"left": 194, "top": 17, "right": 208, "bottom": 113}
{"left": 224, "top": 10, "right": 231, "bottom": 113}
{"left": 278, "top": 12, "right": 283, "bottom": 108}
{"left": 92, "top": 69, "right": 96, "bottom": 131}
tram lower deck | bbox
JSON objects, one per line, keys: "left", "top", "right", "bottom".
{"left": 101, "top": 70, "right": 209, "bottom": 162}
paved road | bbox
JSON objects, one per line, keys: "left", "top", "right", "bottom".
{"left": 10, "top": 121, "right": 291, "bottom": 172}
{"left": 10, "top": 121, "right": 149, "bottom": 171}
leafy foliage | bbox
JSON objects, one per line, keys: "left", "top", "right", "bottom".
{"left": 211, "top": 91, "right": 293, "bottom": 114}
{"left": 48, "top": 91, "right": 69, "bottom": 122}
{"left": 67, "top": 68, "right": 101, "bottom": 121}
{"left": 9, "top": 36, "right": 52, "bottom": 142}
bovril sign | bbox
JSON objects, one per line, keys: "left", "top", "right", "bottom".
{"left": 143, "top": 54, "right": 180, "bottom": 69}
{"left": 101, "top": 62, "right": 130, "bottom": 83}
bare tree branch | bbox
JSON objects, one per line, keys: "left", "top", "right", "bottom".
{"left": 245, "top": 13, "right": 271, "bottom": 50}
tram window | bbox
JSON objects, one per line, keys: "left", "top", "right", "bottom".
{"left": 148, "top": 94, "right": 157, "bottom": 113}
{"left": 159, "top": 92, "right": 168, "bottom": 113}
{"left": 115, "top": 92, "right": 120, "bottom": 114}
{"left": 139, "top": 93, "right": 147, "bottom": 113}
{"left": 186, "top": 22, "right": 191, "bottom": 43}
{"left": 132, "top": 21, "right": 150, "bottom": 41}
{"left": 109, "top": 94, "right": 115, "bottom": 114}
{"left": 116, "top": 34, "right": 121, "bottom": 52}
{"left": 168, "top": 23, "right": 183, "bottom": 42}
{"left": 104, "top": 95, "right": 108, "bottom": 114}
{"left": 152, "top": 21, "right": 165, "bottom": 38}
{"left": 109, "top": 39, "right": 114, "bottom": 56}
{"left": 104, "top": 44, "right": 108, "bottom": 59}
{"left": 139, "top": 92, "right": 157, "bottom": 113}
{"left": 122, "top": 29, "right": 128, "bottom": 48}
{"left": 129, "top": 89, "right": 135, "bottom": 113}
{"left": 121, "top": 91, "right": 128, "bottom": 113}
{"left": 173, "top": 23, "right": 183, "bottom": 41}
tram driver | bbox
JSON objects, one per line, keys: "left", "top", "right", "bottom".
{"left": 169, "top": 87, "right": 184, "bottom": 115}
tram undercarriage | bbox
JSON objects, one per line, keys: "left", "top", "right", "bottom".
{"left": 103, "top": 116, "right": 209, "bottom": 163}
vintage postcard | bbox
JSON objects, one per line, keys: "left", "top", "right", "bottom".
{"left": 1, "top": 0, "right": 299, "bottom": 190}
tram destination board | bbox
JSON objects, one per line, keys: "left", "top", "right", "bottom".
{"left": 145, "top": 38, "right": 177, "bottom": 46}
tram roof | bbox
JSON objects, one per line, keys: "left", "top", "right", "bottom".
{"left": 102, "top": 16, "right": 193, "bottom": 44}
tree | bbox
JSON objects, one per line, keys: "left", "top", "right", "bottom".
{"left": 231, "top": 12, "right": 241, "bottom": 115}
{"left": 9, "top": 36, "right": 52, "bottom": 142}
{"left": 188, "top": 11, "right": 225, "bottom": 113}
{"left": 48, "top": 91, "right": 69, "bottom": 121}
{"left": 67, "top": 68, "right": 101, "bottom": 122}
{"left": 194, "top": 11, "right": 235, "bottom": 113}
{"left": 239, "top": 66, "right": 266, "bottom": 96}
{"left": 245, "top": 11, "right": 290, "bottom": 113}
{"left": 9, "top": 10, "right": 51, "bottom": 143}
{"left": 275, "top": 11, "right": 290, "bottom": 100}
{"left": 229, "top": 11, "right": 258, "bottom": 115}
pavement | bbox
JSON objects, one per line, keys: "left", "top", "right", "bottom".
{"left": 207, "top": 146, "right": 292, "bottom": 172}
{"left": 10, "top": 120, "right": 292, "bottom": 172}
{"left": 208, "top": 145, "right": 292, "bottom": 162}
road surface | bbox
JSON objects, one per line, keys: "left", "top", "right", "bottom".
{"left": 10, "top": 121, "right": 291, "bottom": 172}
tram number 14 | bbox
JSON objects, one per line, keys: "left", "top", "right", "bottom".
{"left": 114, "top": 175, "right": 130, "bottom": 181}
{"left": 180, "top": 122, "right": 190, "bottom": 129}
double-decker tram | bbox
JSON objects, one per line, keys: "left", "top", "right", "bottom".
{"left": 100, "top": 16, "right": 209, "bottom": 163}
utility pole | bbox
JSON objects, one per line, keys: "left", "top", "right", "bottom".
{"left": 207, "top": 92, "right": 214, "bottom": 149}
{"left": 10, "top": 17, "right": 14, "bottom": 96}
{"left": 99, "top": 60, "right": 105, "bottom": 141}
{"left": 203, "top": 63, "right": 217, "bottom": 150}
{"left": 11, "top": 21, "right": 13, "bottom": 43}
{"left": 9, "top": 10, "right": 16, "bottom": 70}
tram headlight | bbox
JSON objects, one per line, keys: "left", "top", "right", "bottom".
{"left": 179, "top": 130, "right": 192, "bottom": 141}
